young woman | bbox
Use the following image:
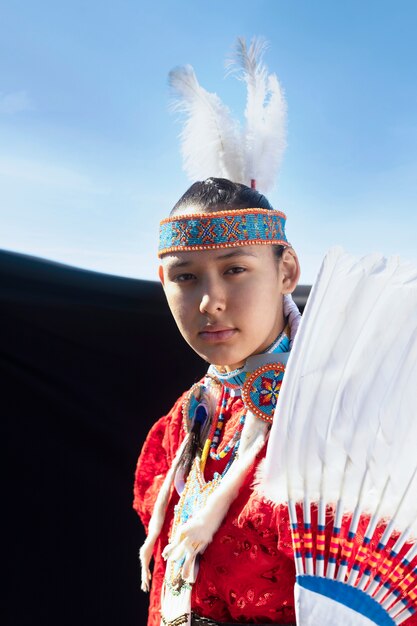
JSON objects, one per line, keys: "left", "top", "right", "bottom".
{"left": 134, "top": 177, "right": 301, "bottom": 626}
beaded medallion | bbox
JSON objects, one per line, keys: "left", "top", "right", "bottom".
{"left": 241, "top": 362, "right": 286, "bottom": 423}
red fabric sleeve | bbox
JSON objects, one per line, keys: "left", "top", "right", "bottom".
{"left": 133, "top": 392, "right": 187, "bottom": 531}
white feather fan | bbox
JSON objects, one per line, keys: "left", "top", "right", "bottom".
{"left": 259, "top": 247, "right": 417, "bottom": 626}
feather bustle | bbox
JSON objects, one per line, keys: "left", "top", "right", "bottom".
{"left": 257, "top": 247, "right": 417, "bottom": 623}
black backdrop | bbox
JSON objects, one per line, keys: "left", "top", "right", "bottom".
{"left": 2, "top": 249, "right": 310, "bottom": 626}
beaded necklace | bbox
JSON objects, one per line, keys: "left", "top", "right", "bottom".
{"left": 209, "top": 386, "right": 245, "bottom": 461}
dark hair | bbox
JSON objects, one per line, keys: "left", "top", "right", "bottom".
{"left": 171, "top": 177, "right": 273, "bottom": 215}
{"left": 171, "top": 177, "right": 285, "bottom": 261}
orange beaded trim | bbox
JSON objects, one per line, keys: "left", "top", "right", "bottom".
{"left": 159, "top": 207, "right": 287, "bottom": 224}
{"left": 159, "top": 238, "right": 289, "bottom": 256}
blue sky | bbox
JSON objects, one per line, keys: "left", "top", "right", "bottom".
{"left": 1, "top": 0, "right": 416, "bottom": 284}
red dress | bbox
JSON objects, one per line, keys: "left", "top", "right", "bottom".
{"left": 134, "top": 392, "right": 296, "bottom": 625}
{"left": 133, "top": 392, "right": 417, "bottom": 626}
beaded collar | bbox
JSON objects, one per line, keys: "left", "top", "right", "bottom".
{"left": 207, "top": 326, "right": 290, "bottom": 393}
{"left": 181, "top": 325, "right": 291, "bottom": 432}
{"left": 208, "top": 326, "right": 290, "bottom": 423}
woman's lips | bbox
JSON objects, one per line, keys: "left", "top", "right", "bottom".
{"left": 198, "top": 328, "right": 237, "bottom": 343}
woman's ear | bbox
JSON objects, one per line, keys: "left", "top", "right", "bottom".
{"left": 158, "top": 265, "right": 165, "bottom": 287}
{"left": 280, "top": 248, "right": 300, "bottom": 294}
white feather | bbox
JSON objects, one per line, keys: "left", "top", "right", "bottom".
{"left": 169, "top": 65, "right": 243, "bottom": 183}
{"left": 229, "top": 37, "right": 287, "bottom": 191}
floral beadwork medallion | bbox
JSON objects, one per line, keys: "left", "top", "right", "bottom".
{"left": 241, "top": 362, "right": 286, "bottom": 423}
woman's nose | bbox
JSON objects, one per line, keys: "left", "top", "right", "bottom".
{"left": 199, "top": 282, "right": 225, "bottom": 315}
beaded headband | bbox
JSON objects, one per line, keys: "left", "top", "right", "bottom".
{"left": 158, "top": 208, "right": 289, "bottom": 257}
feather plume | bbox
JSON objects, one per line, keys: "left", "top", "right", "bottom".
{"left": 258, "top": 247, "right": 417, "bottom": 624}
{"left": 228, "top": 37, "right": 287, "bottom": 191}
{"left": 169, "top": 37, "right": 287, "bottom": 191}
{"left": 169, "top": 65, "right": 243, "bottom": 183}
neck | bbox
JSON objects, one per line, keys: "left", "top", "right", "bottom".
{"left": 208, "top": 325, "right": 291, "bottom": 392}
{"left": 214, "top": 323, "right": 289, "bottom": 374}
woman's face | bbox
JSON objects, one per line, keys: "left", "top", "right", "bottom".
{"left": 159, "top": 244, "right": 299, "bottom": 371}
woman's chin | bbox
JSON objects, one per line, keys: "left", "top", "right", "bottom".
{"left": 197, "top": 349, "right": 246, "bottom": 371}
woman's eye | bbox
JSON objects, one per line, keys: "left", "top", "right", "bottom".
{"left": 225, "top": 266, "right": 246, "bottom": 275}
{"left": 174, "top": 273, "right": 196, "bottom": 282}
